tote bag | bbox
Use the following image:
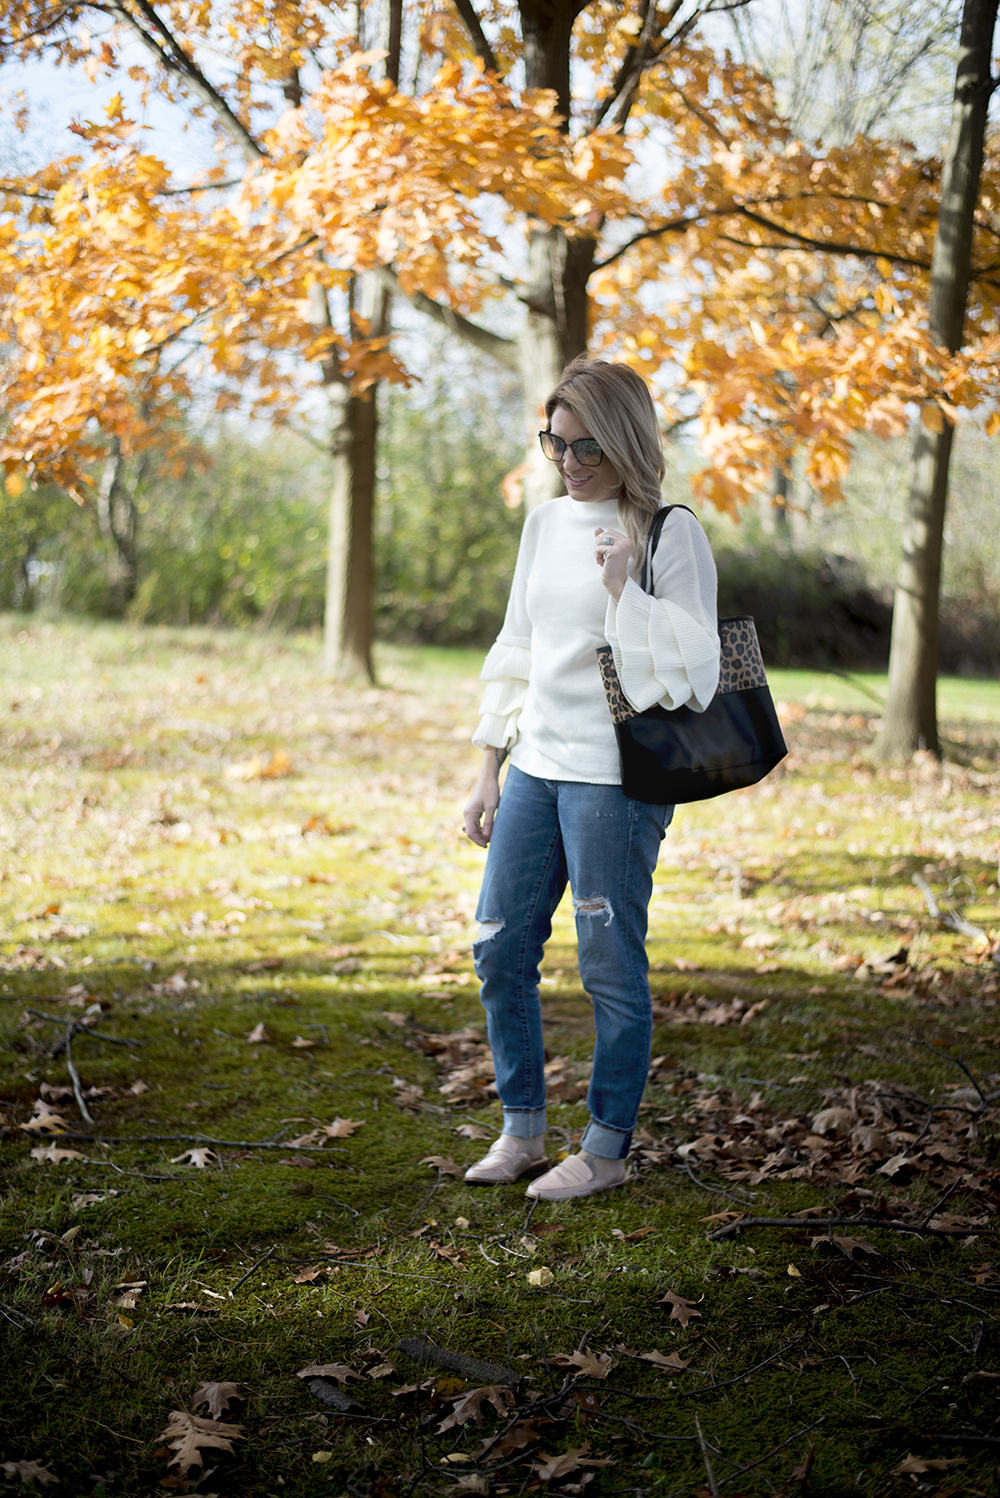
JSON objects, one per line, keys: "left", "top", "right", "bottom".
{"left": 596, "top": 506, "right": 787, "bottom": 805}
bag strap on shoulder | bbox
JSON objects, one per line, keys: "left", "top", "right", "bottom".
{"left": 639, "top": 503, "right": 695, "bottom": 593}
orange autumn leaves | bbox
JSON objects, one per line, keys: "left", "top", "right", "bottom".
{"left": 1, "top": 3, "right": 999, "bottom": 503}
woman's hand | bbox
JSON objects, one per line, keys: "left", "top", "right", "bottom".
{"left": 594, "top": 527, "right": 633, "bottom": 601}
{"left": 463, "top": 749, "right": 505, "bottom": 847}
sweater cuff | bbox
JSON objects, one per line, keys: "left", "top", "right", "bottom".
{"left": 472, "top": 710, "right": 521, "bottom": 751}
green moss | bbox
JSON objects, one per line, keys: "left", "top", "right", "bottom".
{"left": 1, "top": 621, "right": 998, "bottom": 1494}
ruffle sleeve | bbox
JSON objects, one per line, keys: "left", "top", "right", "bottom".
{"left": 603, "top": 508, "right": 720, "bottom": 714}
{"left": 472, "top": 637, "right": 531, "bottom": 749}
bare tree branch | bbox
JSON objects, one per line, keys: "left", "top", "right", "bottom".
{"left": 450, "top": 0, "right": 499, "bottom": 73}
{"left": 372, "top": 266, "right": 519, "bottom": 368}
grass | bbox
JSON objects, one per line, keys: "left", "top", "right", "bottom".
{"left": 1, "top": 616, "right": 999, "bottom": 1497}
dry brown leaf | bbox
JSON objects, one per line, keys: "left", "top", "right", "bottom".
{"left": 245, "top": 1023, "right": 270, "bottom": 1044}
{"left": 810, "top": 1107, "right": 854, "bottom": 1136}
{"left": 419, "top": 1154, "right": 464, "bottom": 1177}
{"left": 293, "top": 1265, "right": 326, "bottom": 1284}
{"left": 291, "top": 1035, "right": 316, "bottom": 1049}
{"left": 810, "top": 1234, "right": 878, "bottom": 1258}
{"left": 534, "top": 1444, "right": 615, "bottom": 1481}
{"left": 658, "top": 1290, "right": 702, "bottom": 1326}
{"left": 322, "top": 1117, "right": 364, "bottom": 1138}
{"left": 30, "top": 1145, "right": 86, "bottom": 1164}
{"left": 192, "top": 1381, "right": 242, "bottom": 1419}
{"left": 547, "top": 1351, "right": 616, "bottom": 1379}
{"left": 157, "top": 1409, "right": 245, "bottom": 1477}
{"left": 1, "top": 1460, "right": 59, "bottom": 1486}
{"left": 170, "top": 1148, "right": 219, "bottom": 1169}
{"left": 20, "top": 1112, "right": 70, "bottom": 1136}
{"left": 890, "top": 1454, "right": 965, "bottom": 1475}
{"left": 296, "top": 1362, "right": 362, "bottom": 1384}
{"left": 610, "top": 1226, "right": 657, "bottom": 1242}
{"left": 636, "top": 1349, "right": 691, "bottom": 1371}
{"left": 454, "top": 1123, "right": 491, "bottom": 1140}
{"left": 355, "top": 1308, "right": 371, "bottom": 1326}
{"left": 382, "top": 1011, "right": 408, "bottom": 1026}
{"left": 435, "top": 1385, "right": 515, "bottom": 1432}
{"left": 527, "top": 1267, "right": 554, "bottom": 1287}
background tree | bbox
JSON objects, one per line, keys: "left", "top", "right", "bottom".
{"left": 875, "top": 0, "right": 1000, "bottom": 757}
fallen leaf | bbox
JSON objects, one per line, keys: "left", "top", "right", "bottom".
{"left": 527, "top": 1267, "right": 554, "bottom": 1288}
{"left": 291, "top": 1036, "right": 316, "bottom": 1049}
{"left": 658, "top": 1290, "right": 702, "bottom": 1326}
{"left": 355, "top": 1308, "right": 371, "bottom": 1326}
{"left": 810, "top": 1234, "right": 878, "bottom": 1258}
{"left": 810, "top": 1107, "right": 854, "bottom": 1135}
{"left": 435, "top": 1385, "right": 515, "bottom": 1431}
{"left": 279, "top": 1154, "right": 318, "bottom": 1169}
{"left": 787, "top": 1263, "right": 802, "bottom": 1277}
{"left": 294, "top": 1266, "right": 326, "bottom": 1284}
{"left": 891, "top": 1454, "right": 966, "bottom": 1475}
{"left": 1, "top": 1460, "right": 59, "bottom": 1486}
{"left": 419, "top": 1155, "right": 463, "bottom": 1177}
{"left": 157, "top": 1409, "right": 245, "bottom": 1477}
{"left": 170, "top": 1148, "right": 220, "bottom": 1169}
{"left": 312, "top": 1451, "right": 334, "bottom": 1463}
{"left": 876, "top": 1151, "right": 912, "bottom": 1179}
{"left": 296, "top": 1363, "right": 362, "bottom": 1384}
{"left": 454, "top": 1123, "right": 491, "bottom": 1140}
{"left": 30, "top": 1145, "right": 86, "bottom": 1164}
{"left": 322, "top": 1117, "right": 364, "bottom": 1138}
{"left": 534, "top": 1444, "right": 615, "bottom": 1481}
{"left": 193, "top": 1381, "right": 242, "bottom": 1419}
{"left": 20, "top": 1112, "right": 70, "bottom": 1136}
{"left": 245, "top": 1023, "right": 271, "bottom": 1044}
{"left": 128, "top": 1080, "right": 149, "bottom": 1095}
{"left": 382, "top": 1011, "right": 408, "bottom": 1025}
{"left": 547, "top": 1351, "right": 616, "bottom": 1379}
{"left": 610, "top": 1226, "right": 657, "bottom": 1242}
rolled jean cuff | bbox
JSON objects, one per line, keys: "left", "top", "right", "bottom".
{"left": 502, "top": 1108, "right": 547, "bottom": 1140}
{"left": 582, "top": 1119, "right": 631, "bottom": 1160}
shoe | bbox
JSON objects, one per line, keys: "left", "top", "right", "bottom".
{"left": 464, "top": 1135, "right": 549, "bottom": 1185}
{"left": 525, "top": 1151, "right": 628, "bottom": 1201}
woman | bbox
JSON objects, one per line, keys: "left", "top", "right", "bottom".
{"left": 462, "top": 358, "right": 720, "bottom": 1202}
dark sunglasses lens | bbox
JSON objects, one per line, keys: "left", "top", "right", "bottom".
{"left": 539, "top": 431, "right": 563, "bottom": 460}
{"left": 576, "top": 440, "right": 603, "bottom": 466}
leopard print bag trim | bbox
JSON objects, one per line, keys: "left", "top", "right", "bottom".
{"left": 598, "top": 616, "right": 766, "bottom": 725}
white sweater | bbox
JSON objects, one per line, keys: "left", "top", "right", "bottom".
{"left": 472, "top": 495, "right": 720, "bottom": 784}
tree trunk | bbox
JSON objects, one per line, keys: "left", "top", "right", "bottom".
{"left": 520, "top": 225, "right": 596, "bottom": 508}
{"left": 874, "top": 0, "right": 998, "bottom": 759}
{"left": 322, "top": 272, "right": 389, "bottom": 680}
{"left": 97, "top": 443, "right": 141, "bottom": 607}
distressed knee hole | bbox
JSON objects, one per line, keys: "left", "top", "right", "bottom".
{"left": 474, "top": 918, "right": 505, "bottom": 944}
{"left": 572, "top": 895, "right": 615, "bottom": 927}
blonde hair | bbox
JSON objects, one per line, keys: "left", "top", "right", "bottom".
{"left": 544, "top": 358, "right": 665, "bottom": 554}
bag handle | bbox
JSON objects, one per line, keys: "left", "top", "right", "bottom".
{"left": 639, "top": 504, "right": 695, "bottom": 593}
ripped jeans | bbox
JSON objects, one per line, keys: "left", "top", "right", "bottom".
{"left": 472, "top": 765, "right": 671, "bottom": 1159}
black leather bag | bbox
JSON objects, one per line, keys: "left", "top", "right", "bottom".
{"left": 596, "top": 506, "right": 787, "bottom": 805}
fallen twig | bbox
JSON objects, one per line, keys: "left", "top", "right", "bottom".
{"left": 396, "top": 1336, "right": 519, "bottom": 1387}
{"left": 694, "top": 1413, "right": 720, "bottom": 1498}
{"left": 63, "top": 1023, "right": 93, "bottom": 1125}
{"left": 715, "top": 1417, "right": 825, "bottom": 1483}
{"left": 230, "top": 1244, "right": 278, "bottom": 1295}
{"left": 679, "top": 1334, "right": 808, "bottom": 1399}
{"left": 26, "top": 1009, "right": 143, "bottom": 1050}
{"left": 907, "top": 1036, "right": 993, "bottom": 1108}
{"left": 708, "top": 1215, "right": 983, "bottom": 1243}
{"left": 55, "top": 1133, "right": 347, "bottom": 1151}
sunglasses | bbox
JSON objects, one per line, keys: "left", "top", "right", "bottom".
{"left": 538, "top": 431, "right": 604, "bottom": 467}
